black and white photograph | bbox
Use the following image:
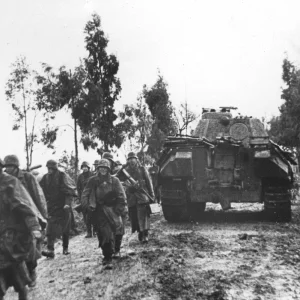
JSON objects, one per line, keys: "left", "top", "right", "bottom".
{"left": 0, "top": 0, "right": 300, "bottom": 299}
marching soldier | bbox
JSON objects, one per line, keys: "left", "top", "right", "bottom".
{"left": 76, "top": 161, "right": 93, "bottom": 238}
{"left": 124, "top": 152, "right": 154, "bottom": 243}
{"left": 4, "top": 154, "right": 47, "bottom": 287}
{"left": 114, "top": 160, "right": 123, "bottom": 173}
{"left": 40, "top": 160, "right": 77, "bottom": 258}
{"left": 81, "top": 159, "right": 126, "bottom": 269}
{"left": 92, "top": 159, "right": 100, "bottom": 175}
{"left": 0, "top": 158, "right": 41, "bottom": 300}
{"left": 102, "top": 152, "right": 128, "bottom": 258}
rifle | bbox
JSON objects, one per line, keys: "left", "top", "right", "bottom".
{"left": 22, "top": 164, "right": 42, "bottom": 172}
{"left": 115, "top": 164, "right": 155, "bottom": 204}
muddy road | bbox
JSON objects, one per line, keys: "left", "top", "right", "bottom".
{"left": 6, "top": 202, "right": 300, "bottom": 300}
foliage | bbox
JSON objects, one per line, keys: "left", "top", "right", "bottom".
{"left": 119, "top": 95, "right": 154, "bottom": 164}
{"left": 143, "top": 73, "right": 177, "bottom": 159}
{"left": 58, "top": 150, "right": 79, "bottom": 181}
{"left": 82, "top": 13, "right": 125, "bottom": 151}
{"left": 5, "top": 56, "right": 42, "bottom": 169}
{"left": 268, "top": 58, "right": 300, "bottom": 164}
{"left": 36, "top": 62, "right": 87, "bottom": 179}
{"left": 175, "top": 100, "right": 200, "bottom": 136}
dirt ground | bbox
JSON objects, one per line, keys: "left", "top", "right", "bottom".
{"left": 5, "top": 201, "right": 300, "bottom": 300}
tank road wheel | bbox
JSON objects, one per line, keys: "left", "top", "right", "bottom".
{"left": 188, "top": 202, "right": 206, "bottom": 221}
{"left": 264, "top": 186, "right": 291, "bottom": 222}
{"left": 162, "top": 204, "right": 189, "bottom": 222}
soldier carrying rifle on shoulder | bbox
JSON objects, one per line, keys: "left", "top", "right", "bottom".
{"left": 116, "top": 152, "right": 155, "bottom": 244}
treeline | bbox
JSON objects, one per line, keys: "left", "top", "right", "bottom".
{"left": 5, "top": 13, "right": 197, "bottom": 176}
{"left": 268, "top": 58, "right": 300, "bottom": 165}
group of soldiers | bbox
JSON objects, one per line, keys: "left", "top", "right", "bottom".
{"left": 0, "top": 151, "right": 155, "bottom": 300}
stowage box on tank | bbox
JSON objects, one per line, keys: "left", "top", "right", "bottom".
{"left": 157, "top": 107, "right": 297, "bottom": 222}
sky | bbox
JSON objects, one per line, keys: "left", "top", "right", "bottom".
{"left": 1, "top": 0, "right": 300, "bottom": 171}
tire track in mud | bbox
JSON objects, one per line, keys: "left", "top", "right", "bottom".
{"left": 4, "top": 203, "right": 300, "bottom": 300}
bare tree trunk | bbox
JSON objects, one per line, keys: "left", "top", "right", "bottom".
{"left": 74, "top": 118, "right": 79, "bottom": 182}
{"left": 29, "top": 111, "right": 37, "bottom": 167}
{"left": 22, "top": 83, "right": 30, "bottom": 170}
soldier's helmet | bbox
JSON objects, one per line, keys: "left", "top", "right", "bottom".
{"left": 93, "top": 159, "right": 100, "bottom": 166}
{"left": 115, "top": 160, "right": 122, "bottom": 166}
{"left": 98, "top": 159, "right": 111, "bottom": 171}
{"left": 127, "top": 152, "right": 138, "bottom": 160}
{"left": 102, "top": 152, "right": 114, "bottom": 162}
{"left": 4, "top": 155, "right": 20, "bottom": 167}
{"left": 81, "top": 161, "right": 90, "bottom": 169}
{"left": 46, "top": 159, "right": 58, "bottom": 169}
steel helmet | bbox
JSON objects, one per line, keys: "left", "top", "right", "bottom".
{"left": 4, "top": 155, "right": 20, "bottom": 167}
{"left": 81, "top": 161, "right": 90, "bottom": 169}
{"left": 102, "top": 152, "right": 114, "bottom": 162}
{"left": 46, "top": 159, "right": 58, "bottom": 169}
{"left": 115, "top": 160, "right": 122, "bottom": 166}
{"left": 127, "top": 152, "right": 138, "bottom": 160}
{"left": 98, "top": 159, "right": 111, "bottom": 170}
{"left": 93, "top": 159, "right": 100, "bottom": 166}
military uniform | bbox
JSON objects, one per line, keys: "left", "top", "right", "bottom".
{"left": 4, "top": 155, "right": 47, "bottom": 287}
{"left": 77, "top": 162, "right": 93, "bottom": 237}
{"left": 0, "top": 160, "right": 41, "bottom": 300}
{"left": 81, "top": 159, "right": 126, "bottom": 267}
{"left": 103, "top": 153, "right": 128, "bottom": 255}
{"left": 125, "top": 152, "right": 154, "bottom": 243}
{"left": 40, "top": 160, "right": 77, "bottom": 257}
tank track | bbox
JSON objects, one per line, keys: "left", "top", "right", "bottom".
{"left": 264, "top": 185, "right": 291, "bottom": 222}
{"left": 188, "top": 202, "right": 206, "bottom": 221}
{"left": 162, "top": 204, "right": 189, "bottom": 222}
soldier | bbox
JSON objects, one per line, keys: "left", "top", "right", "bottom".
{"left": 4, "top": 154, "right": 47, "bottom": 287}
{"left": 114, "top": 160, "right": 123, "bottom": 173}
{"left": 102, "top": 152, "right": 115, "bottom": 173}
{"left": 103, "top": 152, "right": 127, "bottom": 258}
{"left": 124, "top": 152, "right": 154, "bottom": 243}
{"left": 92, "top": 159, "right": 100, "bottom": 175}
{"left": 81, "top": 159, "right": 126, "bottom": 269}
{"left": 77, "top": 161, "right": 93, "bottom": 238}
{"left": 0, "top": 158, "right": 41, "bottom": 300}
{"left": 40, "top": 159, "right": 77, "bottom": 258}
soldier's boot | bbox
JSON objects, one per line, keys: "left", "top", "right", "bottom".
{"left": 142, "top": 230, "right": 149, "bottom": 244}
{"left": 41, "top": 249, "right": 55, "bottom": 258}
{"left": 18, "top": 287, "right": 28, "bottom": 300}
{"left": 28, "top": 269, "right": 37, "bottom": 288}
{"left": 102, "top": 257, "right": 113, "bottom": 270}
{"left": 62, "top": 233, "right": 70, "bottom": 255}
{"left": 42, "top": 236, "right": 55, "bottom": 258}
{"left": 63, "top": 247, "right": 70, "bottom": 255}
{"left": 113, "top": 235, "right": 123, "bottom": 259}
{"left": 85, "top": 226, "right": 92, "bottom": 238}
{"left": 138, "top": 231, "right": 143, "bottom": 242}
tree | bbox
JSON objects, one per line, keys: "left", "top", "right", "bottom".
{"left": 5, "top": 56, "right": 41, "bottom": 169}
{"left": 36, "top": 63, "right": 87, "bottom": 180}
{"left": 143, "top": 72, "right": 177, "bottom": 159}
{"left": 268, "top": 58, "right": 300, "bottom": 164}
{"left": 119, "top": 94, "right": 154, "bottom": 165}
{"left": 175, "top": 100, "right": 200, "bottom": 136}
{"left": 82, "top": 13, "right": 124, "bottom": 151}
{"left": 58, "top": 150, "right": 79, "bottom": 181}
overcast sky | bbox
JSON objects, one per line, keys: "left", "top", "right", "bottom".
{"left": 1, "top": 0, "right": 300, "bottom": 169}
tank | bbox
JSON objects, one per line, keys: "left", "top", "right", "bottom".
{"left": 157, "top": 107, "right": 297, "bottom": 222}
